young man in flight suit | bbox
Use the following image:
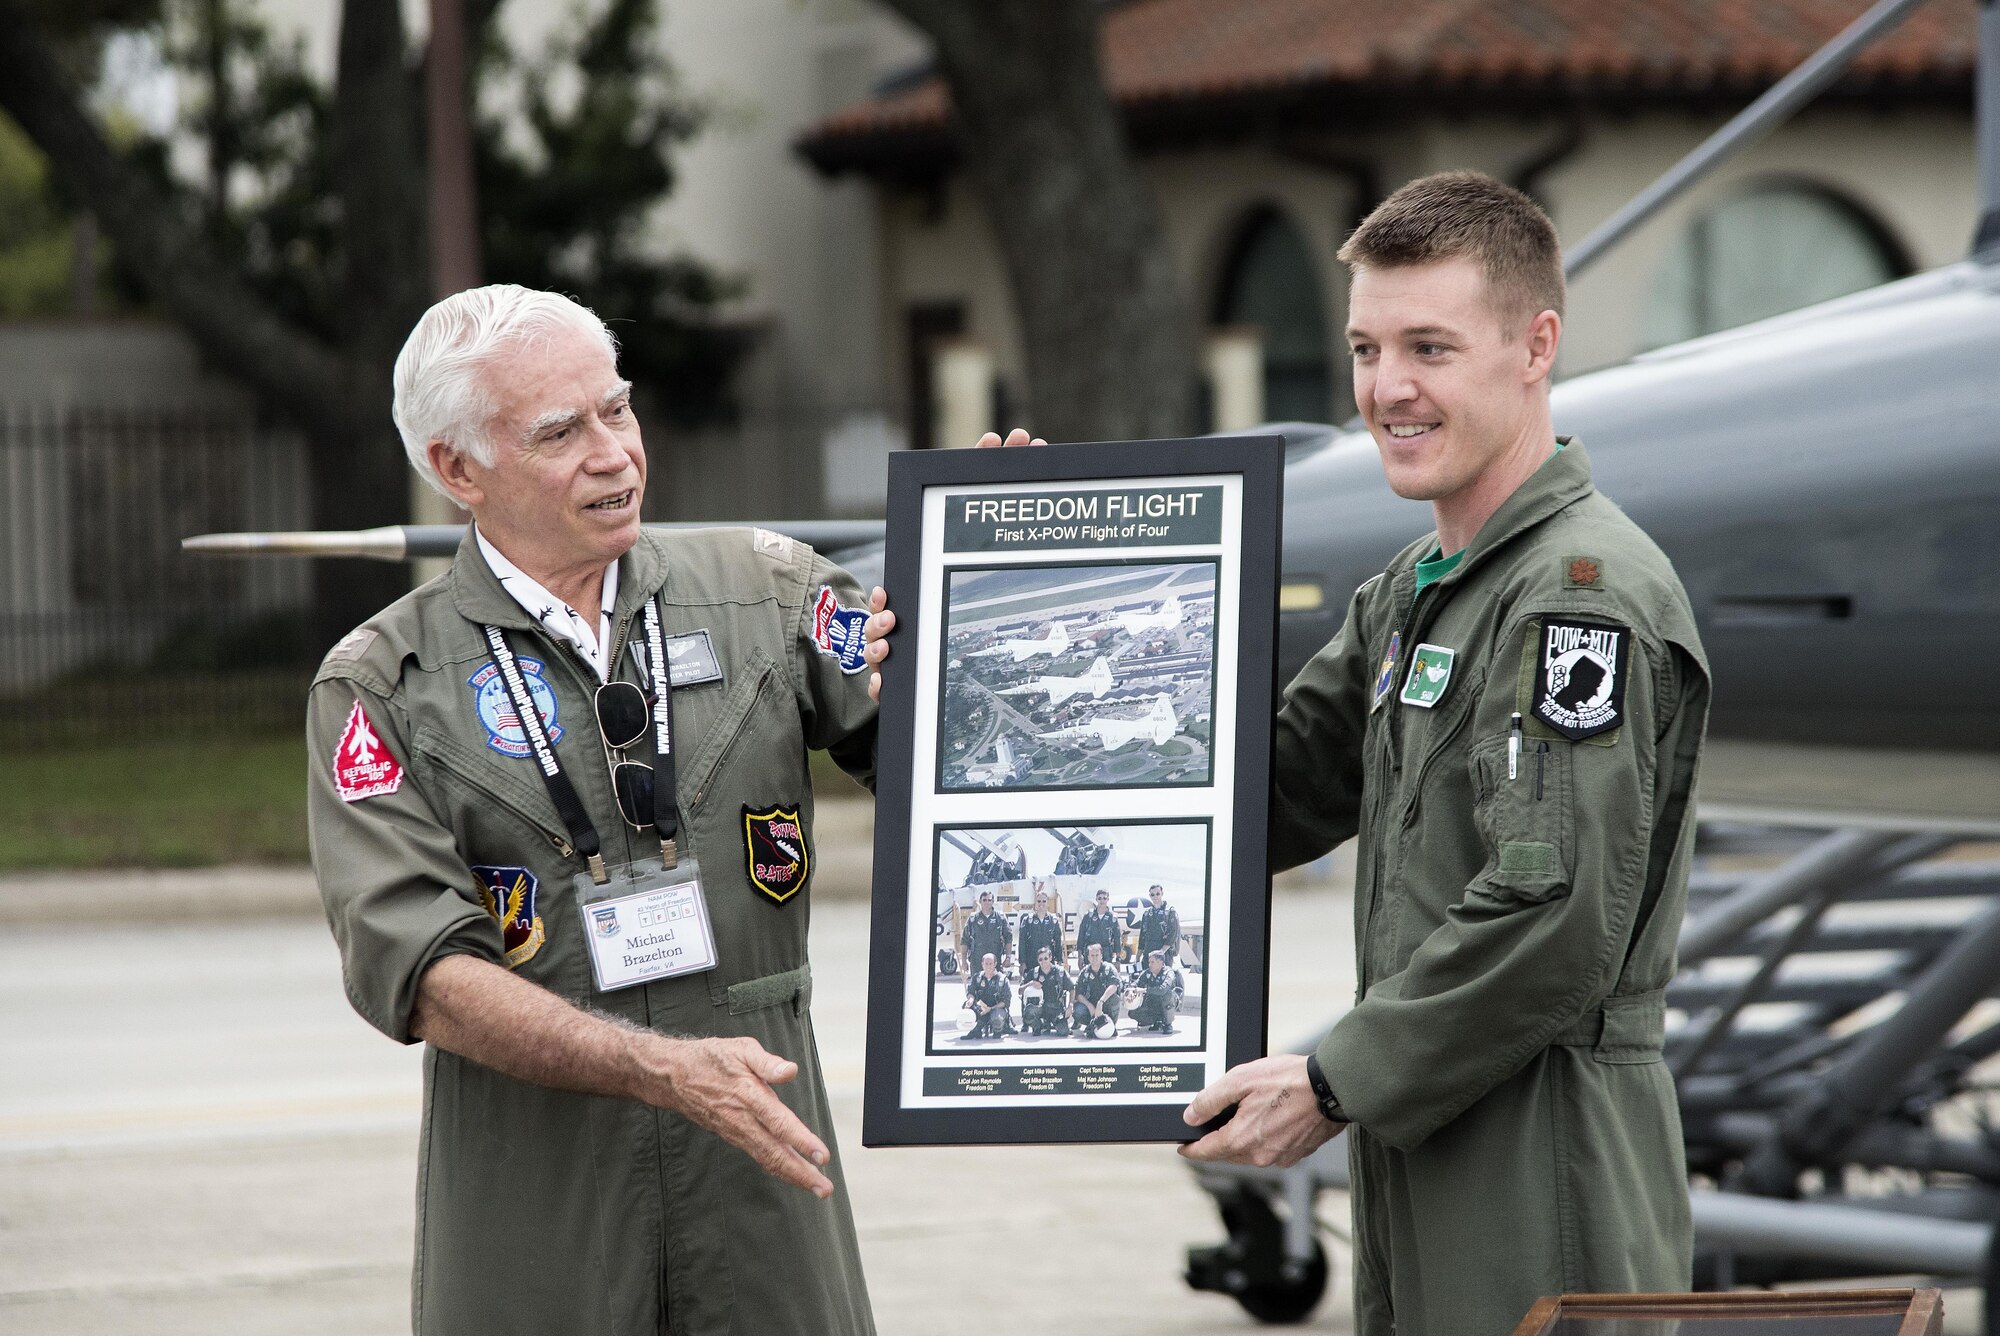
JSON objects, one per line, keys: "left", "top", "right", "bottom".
{"left": 308, "top": 286, "right": 879, "bottom": 1335}
{"left": 856, "top": 176, "right": 1708, "bottom": 1336}
{"left": 1177, "top": 173, "right": 1711, "bottom": 1336}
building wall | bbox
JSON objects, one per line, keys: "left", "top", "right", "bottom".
{"left": 0, "top": 322, "right": 312, "bottom": 689}
{"left": 866, "top": 106, "right": 1977, "bottom": 428}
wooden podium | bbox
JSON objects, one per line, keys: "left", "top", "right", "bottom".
{"left": 1510, "top": 1288, "right": 1943, "bottom": 1335}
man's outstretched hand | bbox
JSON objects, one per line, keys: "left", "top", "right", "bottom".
{"left": 1178, "top": 1054, "right": 1345, "bottom": 1169}
{"left": 864, "top": 426, "right": 1046, "bottom": 703}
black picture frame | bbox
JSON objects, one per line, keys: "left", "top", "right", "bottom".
{"left": 863, "top": 435, "right": 1286, "bottom": 1145}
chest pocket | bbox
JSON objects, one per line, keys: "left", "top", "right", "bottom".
{"left": 1469, "top": 733, "right": 1573, "bottom": 906}
{"left": 679, "top": 649, "right": 790, "bottom": 817}
{"left": 414, "top": 721, "right": 574, "bottom": 857}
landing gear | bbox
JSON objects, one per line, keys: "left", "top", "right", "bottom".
{"left": 1184, "top": 1185, "right": 1330, "bottom": 1325}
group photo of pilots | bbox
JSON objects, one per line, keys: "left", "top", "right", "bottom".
{"left": 928, "top": 822, "right": 1207, "bottom": 1050}
{"left": 936, "top": 561, "right": 1218, "bottom": 792}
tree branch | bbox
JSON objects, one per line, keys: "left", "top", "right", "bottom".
{"left": 0, "top": 0, "right": 362, "bottom": 436}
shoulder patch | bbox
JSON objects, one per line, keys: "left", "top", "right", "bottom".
{"left": 323, "top": 627, "right": 378, "bottom": 666}
{"left": 744, "top": 805, "right": 809, "bottom": 904}
{"left": 472, "top": 865, "right": 547, "bottom": 968}
{"left": 333, "top": 699, "right": 404, "bottom": 801}
{"left": 753, "top": 527, "right": 794, "bottom": 564}
{"left": 1564, "top": 554, "right": 1603, "bottom": 589}
{"left": 1531, "top": 617, "right": 1630, "bottom": 740}
{"left": 809, "top": 585, "right": 869, "bottom": 674}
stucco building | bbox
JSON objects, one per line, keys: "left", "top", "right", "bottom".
{"left": 797, "top": 0, "right": 1979, "bottom": 463}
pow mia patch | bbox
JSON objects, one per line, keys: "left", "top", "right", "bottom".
{"left": 1532, "top": 617, "right": 1630, "bottom": 740}
{"left": 744, "top": 805, "right": 810, "bottom": 904}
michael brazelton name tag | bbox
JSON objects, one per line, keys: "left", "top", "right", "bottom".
{"left": 944, "top": 486, "right": 1223, "bottom": 553}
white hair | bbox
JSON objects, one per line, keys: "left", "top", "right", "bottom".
{"left": 392, "top": 285, "right": 620, "bottom": 498}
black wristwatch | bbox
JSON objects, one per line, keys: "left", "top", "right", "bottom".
{"left": 1304, "top": 1053, "right": 1345, "bottom": 1123}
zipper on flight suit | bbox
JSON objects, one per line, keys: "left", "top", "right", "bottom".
{"left": 1360, "top": 580, "right": 1440, "bottom": 985}
{"left": 423, "top": 747, "right": 579, "bottom": 859}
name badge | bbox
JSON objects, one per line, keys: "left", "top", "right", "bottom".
{"left": 576, "top": 857, "right": 719, "bottom": 992}
{"left": 665, "top": 630, "right": 723, "bottom": 686}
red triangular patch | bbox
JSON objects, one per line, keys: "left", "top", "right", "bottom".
{"left": 334, "top": 699, "right": 404, "bottom": 802}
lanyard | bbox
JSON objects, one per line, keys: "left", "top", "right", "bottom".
{"left": 639, "top": 597, "right": 679, "bottom": 866}
{"left": 482, "top": 595, "right": 677, "bottom": 884}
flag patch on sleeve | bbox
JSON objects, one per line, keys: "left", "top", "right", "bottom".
{"left": 809, "top": 585, "right": 869, "bottom": 674}
{"left": 333, "top": 699, "right": 404, "bottom": 801}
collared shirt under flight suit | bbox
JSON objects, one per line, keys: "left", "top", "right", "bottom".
{"left": 1272, "top": 441, "right": 1710, "bottom": 1336}
{"left": 307, "top": 527, "right": 878, "bottom": 1336}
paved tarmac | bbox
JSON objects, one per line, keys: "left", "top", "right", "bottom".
{"left": 4, "top": 798, "right": 1985, "bottom": 1335}
{"left": 0, "top": 845, "right": 1360, "bottom": 1336}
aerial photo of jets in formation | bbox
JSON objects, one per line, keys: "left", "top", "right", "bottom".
{"left": 998, "top": 654, "right": 1117, "bottom": 706}
{"left": 968, "top": 622, "right": 1071, "bottom": 661}
{"left": 1111, "top": 595, "right": 1183, "bottom": 638}
{"left": 1037, "top": 694, "right": 1180, "bottom": 751}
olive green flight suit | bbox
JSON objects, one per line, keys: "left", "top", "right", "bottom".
{"left": 1273, "top": 441, "right": 1709, "bottom": 1336}
{"left": 307, "top": 527, "right": 878, "bottom": 1336}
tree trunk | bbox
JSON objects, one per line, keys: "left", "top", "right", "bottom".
{"left": 875, "top": 0, "right": 1200, "bottom": 444}
{"left": 0, "top": 0, "right": 431, "bottom": 646}
{"left": 315, "top": 0, "right": 433, "bottom": 641}
{"left": 0, "top": 0, "right": 359, "bottom": 435}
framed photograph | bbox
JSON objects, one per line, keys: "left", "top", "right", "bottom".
{"left": 864, "top": 435, "right": 1285, "bottom": 1145}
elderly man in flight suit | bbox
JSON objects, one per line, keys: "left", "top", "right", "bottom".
{"left": 308, "top": 286, "right": 878, "bottom": 1335}
{"left": 1176, "top": 174, "right": 1710, "bottom": 1335}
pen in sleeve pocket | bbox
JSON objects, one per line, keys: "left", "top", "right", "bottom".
{"left": 1508, "top": 711, "right": 1522, "bottom": 781}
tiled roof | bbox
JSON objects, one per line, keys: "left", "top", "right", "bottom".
{"left": 798, "top": 0, "right": 1975, "bottom": 175}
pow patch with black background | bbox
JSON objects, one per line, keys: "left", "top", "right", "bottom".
{"left": 1531, "top": 617, "right": 1630, "bottom": 740}
{"left": 744, "top": 805, "right": 810, "bottom": 904}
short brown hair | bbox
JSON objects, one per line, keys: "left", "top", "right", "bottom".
{"left": 1338, "top": 171, "right": 1564, "bottom": 327}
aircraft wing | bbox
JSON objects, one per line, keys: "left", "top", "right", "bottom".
{"left": 183, "top": 520, "right": 889, "bottom": 569}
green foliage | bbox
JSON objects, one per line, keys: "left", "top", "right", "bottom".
{"left": 151, "top": 1, "right": 342, "bottom": 339}
{"left": 475, "top": 0, "right": 748, "bottom": 423}
{"left": 0, "top": 734, "right": 308, "bottom": 869}
{"left": 0, "top": 115, "right": 77, "bottom": 314}
{"left": 100, "top": 0, "right": 748, "bottom": 411}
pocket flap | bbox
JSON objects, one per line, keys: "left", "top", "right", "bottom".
{"left": 1470, "top": 840, "right": 1570, "bottom": 904}
{"left": 727, "top": 963, "right": 812, "bottom": 1015}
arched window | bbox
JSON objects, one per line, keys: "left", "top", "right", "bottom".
{"left": 1642, "top": 181, "right": 1908, "bottom": 348}
{"left": 1215, "top": 208, "right": 1335, "bottom": 422}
